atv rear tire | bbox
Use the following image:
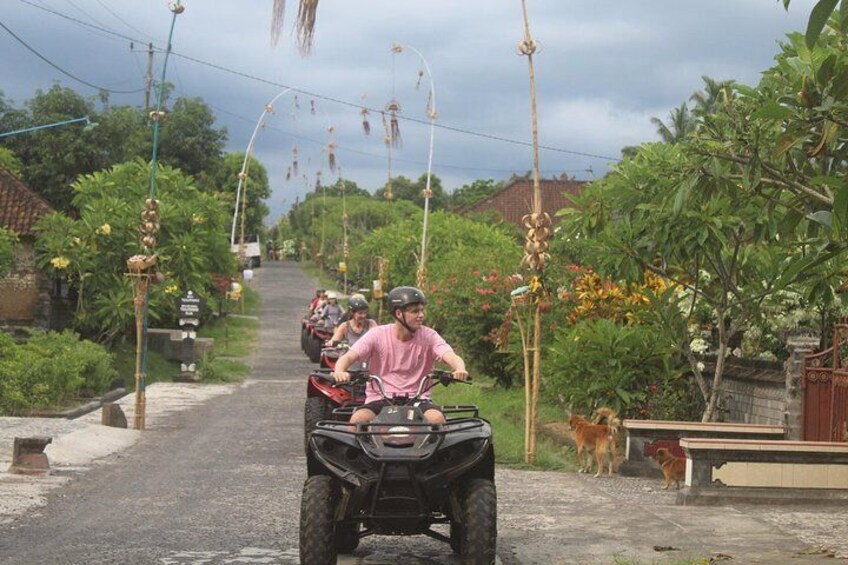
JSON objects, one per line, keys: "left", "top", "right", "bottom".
{"left": 335, "top": 522, "right": 360, "bottom": 553}
{"left": 299, "top": 475, "right": 338, "bottom": 565}
{"left": 304, "top": 396, "right": 332, "bottom": 452}
{"left": 457, "top": 478, "right": 497, "bottom": 564}
{"left": 308, "top": 335, "right": 322, "bottom": 363}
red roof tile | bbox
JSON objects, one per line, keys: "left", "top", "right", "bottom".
{"left": 461, "top": 178, "right": 585, "bottom": 226}
{"left": 0, "top": 167, "right": 55, "bottom": 236}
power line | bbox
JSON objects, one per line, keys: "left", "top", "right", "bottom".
{"left": 201, "top": 93, "right": 590, "bottom": 176}
{"left": 15, "top": 0, "right": 620, "bottom": 162}
{"left": 0, "top": 20, "right": 144, "bottom": 94}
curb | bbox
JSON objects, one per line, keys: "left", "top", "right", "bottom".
{"left": 29, "top": 388, "right": 129, "bottom": 420}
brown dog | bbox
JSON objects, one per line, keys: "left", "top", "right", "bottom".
{"left": 568, "top": 408, "right": 620, "bottom": 477}
{"left": 652, "top": 447, "right": 685, "bottom": 490}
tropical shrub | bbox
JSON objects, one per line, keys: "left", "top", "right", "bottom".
{"left": 34, "top": 159, "right": 236, "bottom": 342}
{"left": 425, "top": 246, "right": 523, "bottom": 387}
{"left": 0, "top": 330, "right": 117, "bottom": 415}
{"left": 543, "top": 318, "right": 694, "bottom": 419}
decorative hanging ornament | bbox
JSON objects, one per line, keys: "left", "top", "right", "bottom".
{"left": 291, "top": 145, "right": 299, "bottom": 176}
{"left": 310, "top": 100, "right": 316, "bottom": 115}
{"left": 385, "top": 101, "right": 402, "bottom": 149}
{"left": 326, "top": 141, "right": 338, "bottom": 174}
{"left": 360, "top": 107, "right": 371, "bottom": 135}
{"left": 286, "top": 167, "right": 292, "bottom": 182}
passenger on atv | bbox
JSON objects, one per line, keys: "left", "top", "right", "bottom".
{"left": 332, "top": 286, "right": 468, "bottom": 425}
{"left": 328, "top": 295, "right": 375, "bottom": 352}
{"left": 301, "top": 369, "right": 497, "bottom": 564}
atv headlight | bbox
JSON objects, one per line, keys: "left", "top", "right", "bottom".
{"left": 382, "top": 425, "right": 414, "bottom": 447}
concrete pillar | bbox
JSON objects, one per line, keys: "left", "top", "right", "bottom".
{"left": 784, "top": 334, "right": 820, "bottom": 440}
{"left": 9, "top": 437, "right": 52, "bottom": 475}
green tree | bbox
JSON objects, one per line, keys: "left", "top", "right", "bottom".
{"left": 449, "top": 178, "right": 503, "bottom": 209}
{"left": 650, "top": 103, "right": 696, "bottom": 144}
{"left": 210, "top": 152, "right": 271, "bottom": 238}
{"left": 0, "top": 85, "right": 102, "bottom": 210}
{"left": 34, "top": 159, "right": 235, "bottom": 342}
{"left": 0, "top": 147, "right": 23, "bottom": 177}
{"left": 157, "top": 97, "right": 227, "bottom": 179}
{"left": 375, "top": 174, "right": 448, "bottom": 210}
{"left": 690, "top": 76, "right": 735, "bottom": 117}
{"left": 559, "top": 139, "right": 834, "bottom": 421}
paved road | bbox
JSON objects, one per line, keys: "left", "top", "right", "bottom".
{"left": 0, "top": 261, "right": 844, "bottom": 564}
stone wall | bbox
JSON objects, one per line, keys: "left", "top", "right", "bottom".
{"left": 714, "top": 358, "right": 785, "bottom": 425}
{"left": 0, "top": 240, "right": 45, "bottom": 327}
{"left": 704, "top": 335, "right": 818, "bottom": 440}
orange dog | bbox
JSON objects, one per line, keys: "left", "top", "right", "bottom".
{"left": 652, "top": 447, "right": 685, "bottom": 490}
{"left": 568, "top": 408, "right": 620, "bottom": 477}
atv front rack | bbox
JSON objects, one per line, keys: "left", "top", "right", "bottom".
{"left": 330, "top": 404, "right": 479, "bottom": 420}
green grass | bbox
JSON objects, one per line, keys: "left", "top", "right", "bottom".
{"left": 196, "top": 354, "right": 251, "bottom": 383}
{"left": 431, "top": 377, "right": 577, "bottom": 471}
{"left": 112, "top": 341, "right": 180, "bottom": 387}
{"left": 197, "top": 315, "right": 259, "bottom": 358}
{"left": 299, "top": 260, "right": 340, "bottom": 292}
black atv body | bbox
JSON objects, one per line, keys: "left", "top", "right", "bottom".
{"left": 299, "top": 371, "right": 497, "bottom": 565}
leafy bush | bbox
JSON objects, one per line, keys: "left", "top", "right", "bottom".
{"left": 544, "top": 318, "right": 695, "bottom": 419}
{"left": 426, "top": 246, "right": 523, "bottom": 387}
{"left": 0, "top": 330, "right": 117, "bottom": 415}
{"left": 34, "top": 159, "right": 236, "bottom": 342}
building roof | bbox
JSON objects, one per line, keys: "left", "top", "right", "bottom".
{"left": 460, "top": 178, "right": 586, "bottom": 226}
{"left": 0, "top": 167, "right": 55, "bottom": 236}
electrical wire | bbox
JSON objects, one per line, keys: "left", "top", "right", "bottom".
{"left": 199, "top": 92, "right": 590, "bottom": 176}
{"left": 16, "top": 0, "right": 619, "bottom": 162}
{"left": 0, "top": 20, "right": 145, "bottom": 94}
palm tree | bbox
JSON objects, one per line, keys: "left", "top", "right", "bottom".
{"left": 690, "top": 75, "right": 735, "bottom": 116}
{"left": 650, "top": 103, "right": 696, "bottom": 144}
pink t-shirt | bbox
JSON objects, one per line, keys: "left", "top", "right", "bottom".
{"left": 349, "top": 324, "right": 453, "bottom": 402}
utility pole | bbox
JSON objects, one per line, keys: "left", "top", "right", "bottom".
{"left": 145, "top": 42, "right": 154, "bottom": 112}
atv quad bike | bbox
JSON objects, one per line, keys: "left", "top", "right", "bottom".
{"left": 303, "top": 367, "right": 366, "bottom": 452}
{"left": 299, "top": 370, "right": 497, "bottom": 565}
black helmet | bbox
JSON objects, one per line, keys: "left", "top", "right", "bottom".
{"left": 348, "top": 296, "right": 369, "bottom": 312}
{"left": 388, "top": 286, "right": 426, "bottom": 312}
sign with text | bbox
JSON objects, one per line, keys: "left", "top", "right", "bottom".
{"left": 177, "top": 291, "right": 203, "bottom": 327}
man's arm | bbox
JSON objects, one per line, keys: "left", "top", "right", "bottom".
{"left": 442, "top": 350, "right": 468, "bottom": 381}
{"left": 332, "top": 349, "right": 362, "bottom": 383}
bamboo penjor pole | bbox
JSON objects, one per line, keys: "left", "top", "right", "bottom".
{"left": 517, "top": 0, "right": 550, "bottom": 464}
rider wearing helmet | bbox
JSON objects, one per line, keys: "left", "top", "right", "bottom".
{"left": 319, "top": 290, "right": 343, "bottom": 328}
{"left": 330, "top": 295, "right": 376, "bottom": 345}
{"left": 308, "top": 289, "right": 326, "bottom": 315}
{"left": 333, "top": 286, "right": 468, "bottom": 424}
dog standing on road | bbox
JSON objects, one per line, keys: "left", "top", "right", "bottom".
{"left": 568, "top": 407, "right": 621, "bottom": 478}
{"left": 652, "top": 447, "right": 686, "bottom": 490}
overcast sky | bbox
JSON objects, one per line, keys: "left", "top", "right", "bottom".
{"left": 1, "top": 0, "right": 818, "bottom": 222}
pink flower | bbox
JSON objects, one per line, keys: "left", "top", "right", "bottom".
{"left": 481, "top": 303, "right": 492, "bottom": 311}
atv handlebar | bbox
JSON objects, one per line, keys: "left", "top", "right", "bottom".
{"left": 312, "top": 368, "right": 470, "bottom": 404}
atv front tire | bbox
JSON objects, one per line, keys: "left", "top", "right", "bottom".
{"left": 304, "top": 396, "right": 332, "bottom": 452}
{"left": 335, "top": 522, "right": 360, "bottom": 553}
{"left": 299, "top": 475, "right": 338, "bottom": 565}
{"left": 457, "top": 478, "right": 497, "bottom": 564}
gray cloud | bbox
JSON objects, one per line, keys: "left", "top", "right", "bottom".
{"left": 0, "top": 0, "right": 817, "bottom": 222}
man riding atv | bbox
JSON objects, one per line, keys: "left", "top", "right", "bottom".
{"left": 332, "top": 286, "right": 468, "bottom": 424}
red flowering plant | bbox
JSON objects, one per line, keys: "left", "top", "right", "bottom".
{"left": 425, "top": 247, "right": 522, "bottom": 387}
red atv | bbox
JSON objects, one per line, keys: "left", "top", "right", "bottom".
{"left": 302, "top": 318, "right": 333, "bottom": 364}
{"left": 319, "top": 341, "right": 349, "bottom": 369}
{"left": 304, "top": 369, "right": 366, "bottom": 451}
